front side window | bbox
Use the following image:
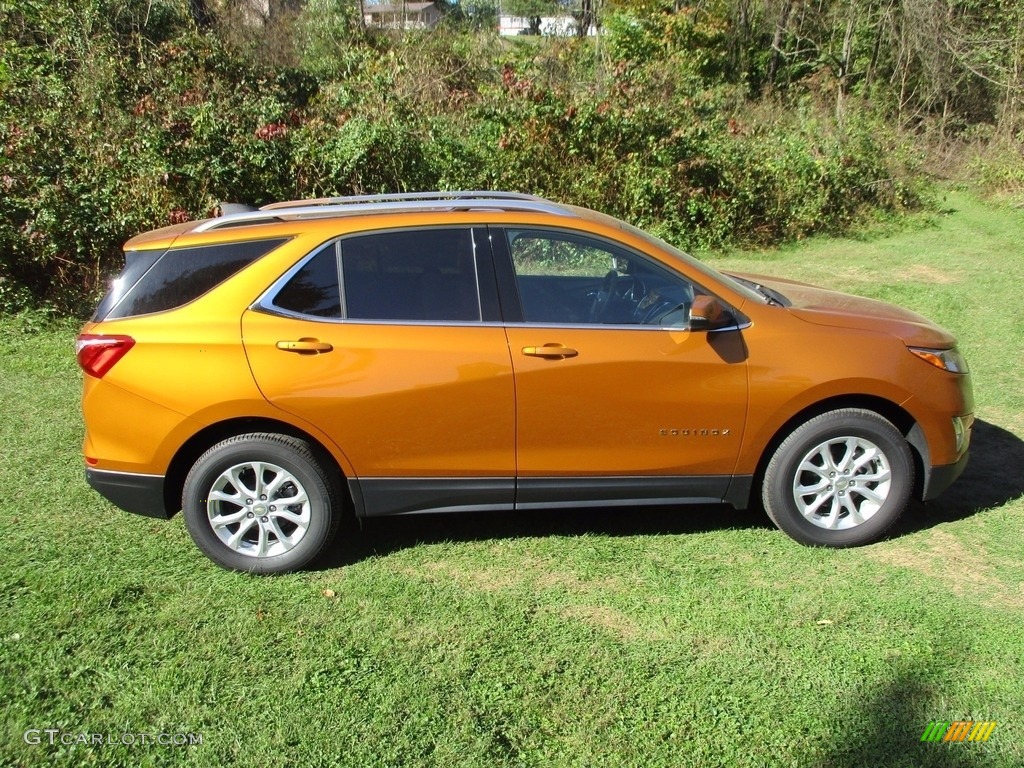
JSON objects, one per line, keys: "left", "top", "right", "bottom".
{"left": 506, "top": 229, "right": 696, "bottom": 327}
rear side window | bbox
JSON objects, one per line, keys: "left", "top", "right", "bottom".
{"left": 266, "top": 228, "right": 482, "bottom": 322}
{"left": 343, "top": 229, "right": 480, "bottom": 322}
{"left": 96, "top": 238, "right": 287, "bottom": 320}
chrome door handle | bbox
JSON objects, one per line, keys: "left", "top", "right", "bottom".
{"left": 522, "top": 343, "right": 578, "bottom": 359}
{"left": 276, "top": 339, "right": 333, "bottom": 354}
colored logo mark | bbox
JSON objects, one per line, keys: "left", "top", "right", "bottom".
{"left": 921, "top": 721, "right": 997, "bottom": 743}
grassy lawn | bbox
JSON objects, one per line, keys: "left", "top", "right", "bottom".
{"left": 1, "top": 190, "right": 1022, "bottom": 767}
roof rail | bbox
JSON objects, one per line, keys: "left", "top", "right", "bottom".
{"left": 192, "top": 192, "right": 573, "bottom": 232}
{"left": 261, "top": 190, "right": 551, "bottom": 210}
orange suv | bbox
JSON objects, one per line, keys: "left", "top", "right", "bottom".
{"left": 78, "top": 192, "right": 973, "bottom": 572}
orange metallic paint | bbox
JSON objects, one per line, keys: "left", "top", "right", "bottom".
{"left": 81, "top": 203, "right": 972, "bottom": 515}
{"left": 241, "top": 311, "right": 516, "bottom": 476}
{"left": 505, "top": 325, "right": 748, "bottom": 476}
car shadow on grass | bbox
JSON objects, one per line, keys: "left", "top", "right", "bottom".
{"left": 318, "top": 419, "right": 1024, "bottom": 569}
{"left": 889, "top": 418, "right": 1024, "bottom": 538}
{"left": 318, "top": 501, "right": 774, "bottom": 569}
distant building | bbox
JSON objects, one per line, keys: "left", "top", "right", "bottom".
{"left": 365, "top": 2, "right": 441, "bottom": 29}
{"left": 498, "top": 14, "right": 594, "bottom": 36}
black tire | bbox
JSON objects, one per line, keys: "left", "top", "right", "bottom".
{"left": 182, "top": 433, "right": 342, "bottom": 573}
{"left": 762, "top": 409, "right": 914, "bottom": 547}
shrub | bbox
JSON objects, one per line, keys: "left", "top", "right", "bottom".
{"left": 0, "top": 0, "right": 928, "bottom": 315}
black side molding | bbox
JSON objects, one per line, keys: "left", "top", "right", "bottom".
{"left": 349, "top": 475, "right": 749, "bottom": 517}
{"left": 353, "top": 477, "right": 515, "bottom": 517}
{"left": 516, "top": 476, "right": 731, "bottom": 509}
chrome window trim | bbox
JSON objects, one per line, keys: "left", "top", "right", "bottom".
{"left": 249, "top": 308, "right": 508, "bottom": 328}
{"left": 245, "top": 310, "right": 749, "bottom": 332}
{"left": 335, "top": 239, "right": 347, "bottom": 318}
{"left": 470, "top": 228, "right": 484, "bottom": 321}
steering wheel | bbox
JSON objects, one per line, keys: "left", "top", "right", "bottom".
{"left": 638, "top": 299, "right": 688, "bottom": 326}
{"left": 589, "top": 270, "right": 645, "bottom": 323}
{"left": 637, "top": 283, "right": 695, "bottom": 326}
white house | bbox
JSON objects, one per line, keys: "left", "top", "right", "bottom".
{"left": 365, "top": 2, "right": 441, "bottom": 29}
{"left": 498, "top": 14, "right": 595, "bottom": 36}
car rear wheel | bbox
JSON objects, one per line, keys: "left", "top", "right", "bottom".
{"left": 762, "top": 409, "right": 914, "bottom": 547}
{"left": 182, "top": 433, "right": 341, "bottom": 573}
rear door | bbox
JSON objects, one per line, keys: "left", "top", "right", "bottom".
{"left": 495, "top": 227, "right": 749, "bottom": 506}
{"left": 242, "top": 226, "right": 516, "bottom": 516}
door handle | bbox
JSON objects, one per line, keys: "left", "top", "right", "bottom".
{"left": 276, "top": 339, "right": 333, "bottom": 354}
{"left": 522, "top": 343, "right": 578, "bottom": 359}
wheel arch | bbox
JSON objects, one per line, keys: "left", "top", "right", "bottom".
{"left": 745, "top": 394, "right": 925, "bottom": 509}
{"left": 163, "top": 417, "right": 353, "bottom": 518}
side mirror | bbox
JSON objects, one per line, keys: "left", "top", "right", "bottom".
{"left": 689, "top": 295, "right": 731, "bottom": 331}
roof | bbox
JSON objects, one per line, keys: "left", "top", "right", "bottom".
{"left": 365, "top": 2, "right": 436, "bottom": 13}
{"left": 192, "top": 191, "right": 576, "bottom": 233}
{"left": 124, "top": 191, "right": 596, "bottom": 251}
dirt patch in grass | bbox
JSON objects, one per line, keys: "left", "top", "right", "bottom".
{"left": 903, "top": 264, "right": 961, "bottom": 283}
{"left": 820, "top": 264, "right": 960, "bottom": 285}
{"left": 868, "top": 529, "right": 1024, "bottom": 609}
{"left": 409, "top": 561, "right": 523, "bottom": 592}
{"left": 556, "top": 604, "right": 651, "bottom": 641}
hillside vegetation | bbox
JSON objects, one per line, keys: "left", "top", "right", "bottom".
{"left": 1, "top": 0, "right": 1022, "bottom": 313}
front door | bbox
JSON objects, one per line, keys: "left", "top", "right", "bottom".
{"left": 497, "top": 227, "right": 749, "bottom": 505}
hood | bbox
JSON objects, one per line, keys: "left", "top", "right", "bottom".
{"left": 730, "top": 272, "right": 958, "bottom": 348}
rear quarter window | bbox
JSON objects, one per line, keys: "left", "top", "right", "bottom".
{"left": 95, "top": 238, "right": 287, "bottom": 320}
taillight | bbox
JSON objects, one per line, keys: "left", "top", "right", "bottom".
{"left": 75, "top": 334, "right": 135, "bottom": 378}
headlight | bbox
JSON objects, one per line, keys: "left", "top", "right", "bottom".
{"left": 909, "top": 346, "right": 969, "bottom": 373}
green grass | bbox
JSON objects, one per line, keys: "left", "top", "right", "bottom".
{"left": 2, "top": 191, "right": 1023, "bottom": 767}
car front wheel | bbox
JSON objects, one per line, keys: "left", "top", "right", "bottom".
{"left": 762, "top": 409, "right": 914, "bottom": 547}
{"left": 182, "top": 433, "right": 341, "bottom": 573}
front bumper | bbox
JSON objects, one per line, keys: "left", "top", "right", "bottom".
{"left": 921, "top": 450, "right": 970, "bottom": 501}
{"left": 86, "top": 468, "right": 172, "bottom": 519}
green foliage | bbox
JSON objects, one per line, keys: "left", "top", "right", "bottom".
{"left": 0, "top": 0, "right": 980, "bottom": 316}
{"left": 967, "top": 137, "right": 1024, "bottom": 205}
{"left": 295, "top": 0, "right": 365, "bottom": 80}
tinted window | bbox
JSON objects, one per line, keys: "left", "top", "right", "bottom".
{"left": 342, "top": 229, "right": 480, "bottom": 322}
{"left": 91, "top": 249, "right": 164, "bottom": 321}
{"left": 273, "top": 243, "right": 342, "bottom": 318}
{"left": 103, "top": 239, "right": 286, "bottom": 320}
{"left": 506, "top": 229, "right": 696, "bottom": 327}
